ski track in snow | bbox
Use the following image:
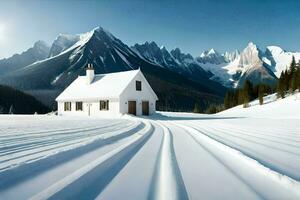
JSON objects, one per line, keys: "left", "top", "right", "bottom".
{"left": 148, "top": 121, "right": 188, "bottom": 200}
{"left": 0, "top": 113, "right": 299, "bottom": 200}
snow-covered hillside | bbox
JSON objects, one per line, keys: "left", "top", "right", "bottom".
{"left": 0, "top": 92, "right": 299, "bottom": 199}
{"left": 219, "top": 92, "right": 300, "bottom": 119}
{"left": 265, "top": 46, "right": 300, "bottom": 77}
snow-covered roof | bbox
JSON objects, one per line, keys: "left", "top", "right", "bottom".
{"left": 56, "top": 69, "right": 140, "bottom": 101}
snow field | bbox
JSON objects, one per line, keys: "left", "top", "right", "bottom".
{"left": 175, "top": 122, "right": 300, "bottom": 199}
{"left": 31, "top": 121, "right": 153, "bottom": 200}
{"left": 0, "top": 93, "right": 299, "bottom": 199}
{"left": 150, "top": 122, "right": 188, "bottom": 200}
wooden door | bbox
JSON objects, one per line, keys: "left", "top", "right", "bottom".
{"left": 128, "top": 101, "right": 136, "bottom": 115}
{"left": 142, "top": 101, "right": 149, "bottom": 115}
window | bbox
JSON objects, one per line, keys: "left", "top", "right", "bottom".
{"left": 100, "top": 100, "right": 109, "bottom": 110}
{"left": 64, "top": 102, "right": 71, "bottom": 111}
{"left": 76, "top": 102, "right": 83, "bottom": 111}
{"left": 136, "top": 80, "right": 142, "bottom": 91}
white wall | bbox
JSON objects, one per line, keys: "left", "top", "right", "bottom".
{"left": 57, "top": 70, "right": 158, "bottom": 117}
{"left": 119, "top": 71, "right": 157, "bottom": 115}
{"left": 57, "top": 99, "right": 120, "bottom": 117}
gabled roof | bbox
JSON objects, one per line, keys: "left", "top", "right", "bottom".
{"left": 56, "top": 70, "right": 140, "bottom": 101}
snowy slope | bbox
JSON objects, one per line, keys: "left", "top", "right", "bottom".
{"left": 48, "top": 34, "right": 80, "bottom": 57}
{"left": 219, "top": 92, "right": 300, "bottom": 119}
{"left": 265, "top": 46, "right": 300, "bottom": 77}
{"left": 0, "top": 92, "right": 300, "bottom": 199}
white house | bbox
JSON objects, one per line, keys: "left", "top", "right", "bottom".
{"left": 56, "top": 64, "right": 158, "bottom": 117}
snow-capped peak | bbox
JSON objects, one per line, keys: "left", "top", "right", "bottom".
{"left": 266, "top": 46, "right": 284, "bottom": 56}
{"left": 49, "top": 26, "right": 113, "bottom": 59}
{"left": 200, "top": 48, "right": 219, "bottom": 58}
{"left": 76, "top": 29, "right": 95, "bottom": 46}
{"left": 223, "top": 50, "right": 240, "bottom": 62}
{"left": 198, "top": 48, "right": 226, "bottom": 64}
{"left": 208, "top": 48, "right": 217, "bottom": 55}
{"left": 247, "top": 41, "right": 256, "bottom": 48}
{"left": 48, "top": 34, "right": 80, "bottom": 57}
{"left": 92, "top": 26, "right": 116, "bottom": 41}
{"left": 243, "top": 42, "right": 260, "bottom": 54}
{"left": 238, "top": 42, "right": 262, "bottom": 68}
{"left": 33, "top": 40, "right": 49, "bottom": 48}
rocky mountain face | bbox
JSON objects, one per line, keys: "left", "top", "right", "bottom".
{"left": 198, "top": 42, "right": 300, "bottom": 88}
{"left": 236, "top": 42, "right": 277, "bottom": 87}
{"left": 132, "top": 42, "right": 210, "bottom": 82}
{"left": 197, "top": 49, "right": 226, "bottom": 65}
{"left": 48, "top": 34, "right": 80, "bottom": 57}
{"left": 0, "top": 41, "right": 50, "bottom": 75}
{"left": 263, "top": 46, "right": 300, "bottom": 77}
{"left": 0, "top": 27, "right": 226, "bottom": 111}
{"left": 133, "top": 42, "right": 277, "bottom": 89}
{"left": 223, "top": 50, "right": 240, "bottom": 63}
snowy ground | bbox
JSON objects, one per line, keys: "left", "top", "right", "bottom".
{"left": 0, "top": 93, "right": 299, "bottom": 199}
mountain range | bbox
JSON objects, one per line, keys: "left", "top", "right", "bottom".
{"left": 133, "top": 41, "right": 300, "bottom": 88}
{"left": 0, "top": 41, "right": 50, "bottom": 75}
{"left": 198, "top": 42, "right": 300, "bottom": 88}
{"left": 0, "top": 27, "right": 225, "bottom": 111}
{"left": 0, "top": 26, "right": 299, "bottom": 111}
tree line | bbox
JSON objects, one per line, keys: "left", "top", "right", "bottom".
{"left": 0, "top": 85, "right": 50, "bottom": 114}
{"left": 277, "top": 56, "right": 300, "bottom": 98}
{"left": 192, "top": 80, "right": 273, "bottom": 114}
{"left": 223, "top": 56, "right": 300, "bottom": 110}
{"left": 224, "top": 81, "right": 274, "bottom": 109}
{"left": 193, "top": 102, "right": 223, "bottom": 114}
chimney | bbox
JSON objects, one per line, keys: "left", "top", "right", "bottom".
{"left": 86, "top": 63, "right": 94, "bottom": 84}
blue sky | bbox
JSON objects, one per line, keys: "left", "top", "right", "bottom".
{"left": 0, "top": 0, "right": 300, "bottom": 58}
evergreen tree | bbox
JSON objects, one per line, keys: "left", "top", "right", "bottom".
{"left": 277, "top": 71, "right": 285, "bottom": 98}
{"left": 258, "top": 85, "right": 264, "bottom": 105}
{"left": 243, "top": 80, "right": 252, "bottom": 108}
{"left": 237, "top": 89, "right": 244, "bottom": 105}
{"left": 283, "top": 69, "right": 289, "bottom": 91}
{"left": 224, "top": 91, "right": 236, "bottom": 109}
{"left": 224, "top": 92, "right": 230, "bottom": 109}
{"left": 205, "top": 104, "right": 217, "bottom": 114}
{"left": 297, "top": 67, "right": 300, "bottom": 91}
{"left": 243, "top": 93, "right": 249, "bottom": 107}
{"left": 290, "top": 56, "right": 296, "bottom": 72}
{"left": 289, "top": 56, "right": 297, "bottom": 91}
{"left": 193, "top": 102, "right": 202, "bottom": 113}
{"left": 290, "top": 72, "right": 298, "bottom": 92}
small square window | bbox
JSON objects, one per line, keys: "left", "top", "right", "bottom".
{"left": 64, "top": 102, "right": 71, "bottom": 111}
{"left": 136, "top": 81, "right": 142, "bottom": 91}
{"left": 100, "top": 100, "right": 109, "bottom": 110}
{"left": 76, "top": 102, "right": 83, "bottom": 111}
